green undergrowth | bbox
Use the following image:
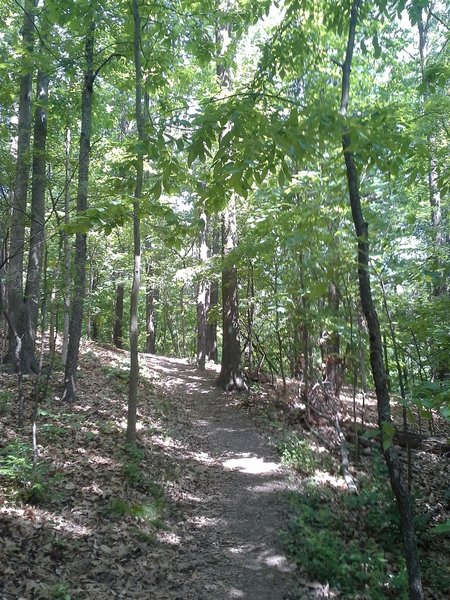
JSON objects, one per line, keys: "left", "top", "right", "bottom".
{"left": 281, "top": 434, "right": 449, "bottom": 598}
{"left": 277, "top": 431, "right": 332, "bottom": 474}
{"left": 102, "top": 443, "right": 168, "bottom": 532}
{"left": 0, "top": 441, "right": 50, "bottom": 504}
{"left": 284, "top": 457, "right": 408, "bottom": 599}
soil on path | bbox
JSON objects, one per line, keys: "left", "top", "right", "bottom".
{"left": 145, "top": 354, "right": 298, "bottom": 600}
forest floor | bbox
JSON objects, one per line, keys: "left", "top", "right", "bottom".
{"left": 0, "top": 341, "right": 449, "bottom": 599}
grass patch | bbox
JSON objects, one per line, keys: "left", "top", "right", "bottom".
{"left": 104, "top": 495, "right": 165, "bottom": 526}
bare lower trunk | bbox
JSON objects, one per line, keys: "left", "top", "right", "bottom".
{"left": 196, "top": 212, "right": 209, "bottom": 370}
{"left": 113, "top": 277, "right": 124, "bottom": 349}
{"left": 145, "top": 260, "right": 156, "bottom": 353}
{"left": 217, "top": 200, "right": 246, "bottom": 391}
{"left": 206, "top": 223, "right": 219, "bottom": 362}
{"left": 126, "top": 0, "right": 144, "bottom": 444}
{"left": 339, "top": 3, "right": 423, "bottom": 597}
{"left": 62, "top": 21, "right": 95, "bottom": 402}
{"left": 324, "top": 281, "right": 342, "bottom": 397}
{"left": 179, "top": 283, "right": 186, "bottom": 357}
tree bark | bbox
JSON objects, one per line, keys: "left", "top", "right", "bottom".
{"left": 22, "top": 69, "right": 49, "bottom": 374}
{"left": 126, "top": 0, "right": 144, "bottom": 444}
{"left": 61, "top": 127, "right": 71, "bottom": 365}
{"left": 62, "top": 20, "right": 95, "bottom": 402}
{"left": 339, "top": 2, "right": 423, "bottom": 598}
{"left": 113, "top": 275, "right": 124, "bottom": 349}
{"left": 217, "top": 199, "right": 246, "bottom": 391}
{"left": 145, "top": 260, "right": 156, "bottom": 353}
{"left": 5, "top": 0, "right": 35, "bottom": 367}
{"left": 206, "top": 221, "right": 219, "bottom": 362}
{"left": 196, "top": 212, "right": 209, "bottom": 370}
{"left": 324, "top": 281, "right": 342, "bottom": 397}
{"left": 216, "top": 20, "right": 245, "bottom": 391}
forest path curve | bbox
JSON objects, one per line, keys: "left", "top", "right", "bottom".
{"left": 144, "top": 354, "right": 298, "bottom": 600}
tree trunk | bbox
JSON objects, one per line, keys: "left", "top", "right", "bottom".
{"left": 113, "top": 275, "right": 124, "bottom": 349}
{"left": 62, "top": 20, "right": 95, "bottom": 402}
{"left": 418, "top": 11, "right": 448, "bottom": 381}
{"left": 126, "top": 0, "right": 144, "bottom": 444}
{"left": 196, "top": 212, "right": 209, "bottom": 370}
{"left": 216, "top": 21, "right": 245, "bottom": 391}
{"left": 87, "top": 258, "right": 99, "bottom": 340}
{"left": 339, "top": 2, "right": 423, "bottom": 598}
{"left": 206, "top": 222, "right": 219, "bottom": 362}
{"left": 324, "top": 281, "right": 342, "bottom": 397}
{"left": 5, "top": 0, "right": 35, "bottom": 367}
{"left": 217, "top": 199, "right": 246, "bottom": 391}
{"left": 274, "top": 257, "right": 286, "bottom": 393}
{"left": 179, "top": 282, "right": 186, "bottom": 357}
{"left": 22, "top": 69, "right": 49, "bottom": 374}
{"left": 247, "top": 260, "right": 254, "bottom": 378}
{"left": 145, "top": 260, "right": 156, "bottom": 353}
{"left": 61, "top": 127, "right": 71, "bottom": 365}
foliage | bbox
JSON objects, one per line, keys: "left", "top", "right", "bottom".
{"left": 0, "top": 441, "right": 49, "bottom": 504}
{"left": 284, "top": 470, "right": 408, "bottom": 598}
{"left": 278, "top": 433, "right": 329, "bottom": 475}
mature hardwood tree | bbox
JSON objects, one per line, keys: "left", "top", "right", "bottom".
{"left": 216, "top": 20, "right": 246, "bottom": 391}
{"left": 126, "top": 0, "right": 145, "bottom": 444}
{"left": 61, "top": 126, "right": 72, "bottom": 365}
{"left": 339, "top": 2, "right": 423, "bottom": 597}
{"left": 5, "top": 0, "right": 35, "bottom": 368}
{"left": 62, "top": 20, "right": 95, "bottom": 401}
{"left": 21, "top": 66, "right": 49, "bottom": 374}
{"left": 217, "top": 197, "right": 246, "bottom": 391}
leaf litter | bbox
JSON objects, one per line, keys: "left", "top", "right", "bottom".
{"left": 1, "top": 342, "right": 301, "bottom": 599}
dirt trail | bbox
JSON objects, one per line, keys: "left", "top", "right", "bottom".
{"left": 145, "top": 355, "right": 298, "bottom": 600}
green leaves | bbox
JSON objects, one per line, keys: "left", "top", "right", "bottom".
{"left": 381, "top": 421, "right": 395, "bottom": 451}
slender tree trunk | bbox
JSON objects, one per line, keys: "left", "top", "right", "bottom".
{"left": 196, "top": 212, "right": 209, "bottom": 370}
{"left": 62, "top": 21, "right": 95, "bottom": 402}
{"left": 418, "top": 12, "right": 448, "bottom": 381}
{"left": 339, "top": 3, "right": 423, "bottom": 597}
{"left": 325, "top": 281, "right": 342, "bottom": 397}
{"left": 5, "top": 0, "right": 35, "bottom": 367}
{"left": 206, "top": 222, "right": 219, "bottom": 362}
{"left": 299, "top": 250, "right": 310, "bottom": 421}
{"left": 113, "top": 274, "right": 124, "bottom": 349}
{"left": 247, "top": 260, "right": 254, "bottom": 378}
{"left": 380, "top": 277, "right": 412, "bottom": 490}
{"left": 274, "top": 257, "right": 286, "bottom": 393}
{"left": 62, "top": 127, "right": 71, "bottom": 364}
{"left": 178, "top": 283, "right": 185, "bottom": 356}
{"left": 87, "top": 258, "right": 99, "bottom": 340}
{"left": 145, "top": 260, "right": 156, "bottom": 353}
{"left": 22, "top": 69, "right": 49, "bottom": 373}
{"left": 127, "top": 0, "right": 144, "bottom": 444}
{"left": 358, "top": 313, "right": 367, "bottom": 428}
